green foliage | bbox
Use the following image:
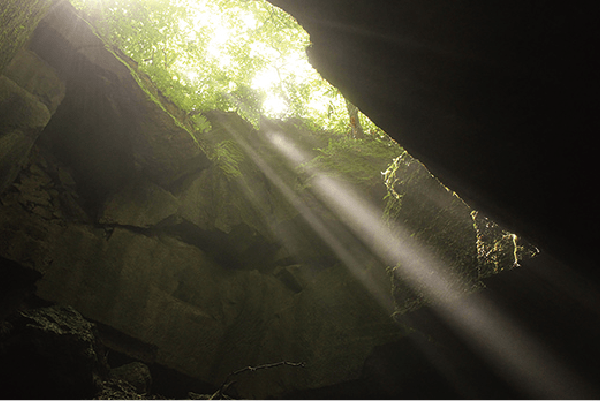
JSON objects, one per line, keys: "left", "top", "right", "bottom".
{"left": 190, "top": 113, "right": 211, "bottom": 133}
{"left": 209, "top": 140, "right": 245, "bottom": 179}
{"left": 69, "top": 0, "right": 392, "bottom": 183}
{"left": 300, "top": 136, "right": 403, "bottom": 187}
{"left": 68, "top": 0, "right": 385, "bottom": 136}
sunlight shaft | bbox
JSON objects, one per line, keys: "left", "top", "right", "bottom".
{"left": 264, "top": 131, "right": 593, "bottom": 399}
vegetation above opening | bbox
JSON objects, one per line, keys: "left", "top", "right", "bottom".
{"left": 69, "top": 0, "right": 385, "bottom": 137}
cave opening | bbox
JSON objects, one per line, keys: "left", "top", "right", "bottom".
{"left": 1, "top": 0, "right": 599, "bottom": 399}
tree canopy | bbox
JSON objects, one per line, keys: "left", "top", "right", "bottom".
{"left": 69, "top": 0, "right": 385, "bottom": 137}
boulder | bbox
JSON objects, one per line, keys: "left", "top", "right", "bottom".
{"left": 3, "top": 49, "right": 65, "bottom": 115}
{"left": 0, "top": 46, "right": 65, "bottom": 195}
{"left": 27, "top": 1, "right": 209, "bottom": 214}
{"left": 0, "top": 305, "right": 107, "bottom": 399}
{"left": 98, "top": 179, "right": 179, "bottom": 228}
{"left": 109, "top": 362, "right": 152, "bottom": 394}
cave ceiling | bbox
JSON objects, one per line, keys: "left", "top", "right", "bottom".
{"left": 267, "top": 0, "right": 596, "bottom": 272}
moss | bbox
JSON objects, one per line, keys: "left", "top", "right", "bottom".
{"left": 300, "top": 137, "right": 403, "bottom": 187}
{"left": 0, "top": 0, "right": 54, "bottom": 74}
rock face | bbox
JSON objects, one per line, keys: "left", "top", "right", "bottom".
{"left": 0, "top": 0, "right": 561, "bottom": 399}
{"left": 382, "top": 152, "right": 479, "bottom": 314}
{"left": 27, "top": 2, "right": 209, "bottom": 213}
{"left": 1, "top": 0, "right": 64, "bottom": 197}
{"left": 0, "top": 48, "right": 64, "bottom": 194}
{"left": 270, "top": 0, "right": 596, "bottom": 271}
{"left": 109, "top": 362, "right": 153, "bottom": 394}
{"left": 0, "top": 305, "right": 107, "bottom": 399}
{"left": 0, "top": 2, "right": 409, "bottom": 397}
{"left": 0, "top": 0, "right": 55, "bottom": 73}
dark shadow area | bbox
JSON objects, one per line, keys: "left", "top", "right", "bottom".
{"left": 282, "top": 251, "right": 600, "bottom": 399}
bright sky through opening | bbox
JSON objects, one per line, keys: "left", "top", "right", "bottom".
{"left": 171, "top": 0, "right": 326, "bottom": 117}
{"left": 73, "top": 0, "right": 383, "bottom": 133}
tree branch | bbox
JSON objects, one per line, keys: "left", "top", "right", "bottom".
{"left": 211, "top": 361, "right": 305, "bottom": 399}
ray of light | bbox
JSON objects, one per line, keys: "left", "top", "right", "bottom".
{"left": 257, "top": 130, "right": 596, "bottom": 399}
{"left": 217, "top": 122, "right": 395, "bottom": 312}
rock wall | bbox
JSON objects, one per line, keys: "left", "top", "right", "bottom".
{"left": 0, "top": 0, "right": 55, "bottom": 74}
{"left": 0, "top": 1, "right": 502, "bottom": 398}
{"left": 0, "top": 48, "right": 64, "bottom": 195}
{"left": 382, "top": 152, "right": 479, "bottom": 314}
{"left": 0, "top": 304, "right": 108, "bottom": 399}
{"left": 1, "top": 125, "right": 402, "bottom": 398}
{"left": 0, "top": 3, "right": 404, "bottom": 397}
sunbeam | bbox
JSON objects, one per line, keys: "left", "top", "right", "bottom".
{"left": 211, "top": 119, "right": 396, "bottom": 312}
{"left": 242, "top": 128, "right": 595, "bottom": 399}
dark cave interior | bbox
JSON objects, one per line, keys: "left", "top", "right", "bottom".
{"left": 1, "top": 0, "right": 599, "bottom": 399}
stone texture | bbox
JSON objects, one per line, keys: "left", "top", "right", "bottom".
{"left": 23, "top": 216, "right": 399, "bottom": 397}
{"left": 98, "top": 179, "right": 179, "bottom": 228}
{"left": 0, "top": 75, "right": 50, "bottom": 194}
{"left": 109, "top": 362, "right": 152, "bottom": 394}
{"left": 0, "top": 305, "right": 107, "bottom": 399}
{"left": 382, "top": 152, "right": 480, "bottom": 314}
{"left": 3, "top": 49, "right": 65, "bottom": 115}
{"left": 0, "top": 46, "right": 64, "bottom": 195}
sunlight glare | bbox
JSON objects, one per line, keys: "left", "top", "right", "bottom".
{"left": 251, "top": 67, "right": 278, "bottom": 91}
{"left": 224, "top": 128, "right": 394, "bottom": 311}
{"left": 262, "top": 93, "right": 288, "bottom": 117}
{"left": 151, "top": 0, "right": 340, "bottom": 120}
{"left": 266, "top": 133, "right": 305, "bottom": 165}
